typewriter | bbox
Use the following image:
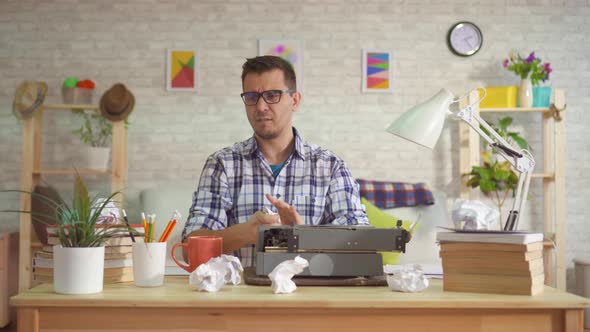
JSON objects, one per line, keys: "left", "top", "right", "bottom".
{"left": 255, "top": 222, "right": 410, "bottom": 277}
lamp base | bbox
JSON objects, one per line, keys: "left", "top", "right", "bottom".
{"left": 504, "top": 210, "right": 519, "bottom": 231}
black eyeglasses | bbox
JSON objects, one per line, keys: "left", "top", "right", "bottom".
{"left": 240, "top": 89, "right": 293, "bottom": 106}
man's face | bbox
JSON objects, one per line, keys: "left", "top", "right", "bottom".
{"left": 242, "top": 69, "right": 300, "bottom": 140}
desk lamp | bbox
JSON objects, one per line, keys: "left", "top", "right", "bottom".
{"left": 386, "top": 88, "right": 534, "bottom": 231}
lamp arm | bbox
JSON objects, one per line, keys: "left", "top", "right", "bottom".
{"left": 455, "top": 105, "right": 535, "bottom": 230}
{"left": 456, "top": 106, "right": 514, "bottom": 151}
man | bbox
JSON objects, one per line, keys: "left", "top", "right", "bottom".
{"left": 182, "top": 55, "right": 368, "bottom": 266}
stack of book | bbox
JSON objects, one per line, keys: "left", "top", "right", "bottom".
{"left": 32, "top": 224, "right": 143, "bottom": 284}
{"left": 437, "top": 231, "right": 545, "bottom": 295}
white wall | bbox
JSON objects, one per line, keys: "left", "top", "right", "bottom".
{"left": 1, "top": 0, "right": 589, "bottom": 289}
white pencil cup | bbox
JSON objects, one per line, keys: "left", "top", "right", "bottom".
{"left": 132, "top": 242, "right": 167, "bottom": 287}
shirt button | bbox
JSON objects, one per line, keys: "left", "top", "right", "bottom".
{"left": 311, "top": 198, "right": 315, "bottom": 203}
{"left": 277, "top": 194, "right": 281, "bottom": 198}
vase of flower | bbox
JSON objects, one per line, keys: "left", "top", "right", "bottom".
{"left": 519, "top": 78, "right": 533, "bottom": 108}
{"left": 503, "top": 51, "right": 552, "bottom": 109}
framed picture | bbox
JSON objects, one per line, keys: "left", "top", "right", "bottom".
{"left": 166, "top": 49, "right": 198, "bottom": 92}
{"left": 361, "top": 49, "right": 394, "bottom": 93}
{"left": 258, "top": 39, "right": 304, "bottom": 91}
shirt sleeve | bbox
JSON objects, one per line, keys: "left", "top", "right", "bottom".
{"left": 181, "top": 155, "right": 233, "bottom": 241}
{"left": 324, "top": 161, "right": 370, "bottom": 226}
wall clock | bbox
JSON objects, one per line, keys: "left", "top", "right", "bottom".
{"left": 447, "top": 22, "right": 483, "bottom": 57}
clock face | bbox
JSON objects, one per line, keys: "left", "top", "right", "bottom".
{"left": 447, "top": 22, "right": 483, "bottom": 57}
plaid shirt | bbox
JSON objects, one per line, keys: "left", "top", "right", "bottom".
{"left": 182, "top": 128, "right": 369, "bottom": 267}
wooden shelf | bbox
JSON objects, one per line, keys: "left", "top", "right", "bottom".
{"left": 33, "top": 169, "right": 111, "bottom": 175}
{"left": 531, "top": 173, "right": 554, "bottom": 179}
{"left": 18, "top": 96, "right": 128, "bottom": 292}
{"left": 41, "top": 104, "right": 98, "bottom": 111}
{"left": 480, "top": 107, "right": 550, "bottom": 113}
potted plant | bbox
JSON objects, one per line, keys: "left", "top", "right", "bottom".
{"left": 464, "top": 117, "right": 530, "bottom": 229}
{"left": 71, "top": 109, "right": 112, "bottom": 171}
{"left": 2, "top": 175, "right": 137, "bottom": 294}
{"left": 503, "top": 51, "right": 552, "bottom": 108}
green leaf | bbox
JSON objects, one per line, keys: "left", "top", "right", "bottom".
{"left": 508, "top": 172, "right": 519, "bottom": 183}
{"left": 480, "top": 179, "right": 496, "bottom": 192}
{"left": 508, "top": 133, "right": 529, "bottom": 150}
{"left": 498, "top": 161, "right": 513, "bottom": 171}
{"left": 73, "top": 175, "right": 91, "bottom": 222}
{"left": 466, "top": 177, "right": 480, "bottom": 188}
{"left": 477, "top": 167, "right": 491, "bottom": 180}
{"left": 493, "top": 169, "right": 511, "bottom": 181}
{"left": 498, "top": 117, "right": 512, "bottom": 130}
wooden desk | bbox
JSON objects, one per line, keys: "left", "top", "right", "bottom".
{"left": 10, "top": 277, "right": 589, "bottom": 332}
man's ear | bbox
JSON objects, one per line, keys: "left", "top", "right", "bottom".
{"left": 291, "top": 92, "right": 302, "bottom": 112}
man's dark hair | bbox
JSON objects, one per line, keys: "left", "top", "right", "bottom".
{"left": 241, "top": 55, "right": 297, "bottom": 91}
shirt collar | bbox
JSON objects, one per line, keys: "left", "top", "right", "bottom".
{"left": 244, "top": 127, "right": 306, "bottom": 161}
{"left": 292, "top": 127, "right": 305, "bottom": 160}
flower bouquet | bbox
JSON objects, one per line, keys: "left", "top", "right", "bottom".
{"left": 503, "top": 51, "right": 552, "bottom": 107}
{"left": 503, "top": 51, "right": 552, "bottom": 86}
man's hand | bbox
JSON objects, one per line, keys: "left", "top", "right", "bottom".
{"left": 266, "top": 194, "right": 304, "bottom": 225}
{"left": 243, "top": 210, "right": 282, "bottom": 244}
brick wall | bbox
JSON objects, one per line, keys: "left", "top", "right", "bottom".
{"left": 1, "top": 0, "right": 589, "bottom": 290}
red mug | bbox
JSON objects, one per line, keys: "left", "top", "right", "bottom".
{"left": 171, "top": 236, "right": 223, "bottom": 273}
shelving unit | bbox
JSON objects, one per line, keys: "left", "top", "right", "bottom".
{"left": 18, "top": 103, "right": 128, "bottom": 291}
{"left": 459, "top": 89, "right": 566, "bottom": 290}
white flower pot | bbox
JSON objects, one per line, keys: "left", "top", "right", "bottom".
{"left": 53, "top": 246, "right": 105, "bottom": 294}
{"left": 87, "top": 147, "right": 110, "bottom": 171}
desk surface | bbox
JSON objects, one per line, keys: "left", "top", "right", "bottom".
{"left": 11, "top": 276, "right": 590, "bottom": 310}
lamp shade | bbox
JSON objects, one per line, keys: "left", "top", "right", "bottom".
{"left": 386, "top": 88, "right": 454, "bottom": 149}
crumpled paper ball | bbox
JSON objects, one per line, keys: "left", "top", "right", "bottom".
{"left": 189, "top": 254, "right": 244, "bottom": 292}
{"left": 384, "top": 264, "right": 429, "bottom": 293}
{"left": 262, "top": 206, "right": 281, "bottom": 223}
{"left": 268, "top": 256, "right": 309, "bottom": 294}
{"left": 452, "top": 199, "right": 499, "bottom": 230}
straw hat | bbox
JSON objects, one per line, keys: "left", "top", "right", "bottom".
{"left": 99, "top": 83, "right": 135, "bottom": 122}
{"left": 13, "top": 81, "right": 48, "bottom": 120}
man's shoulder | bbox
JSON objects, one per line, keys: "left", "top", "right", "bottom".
{"left": 208, "top": 137, "right": 254, "bottom": 161}
{"left": 300, "top": 140, "right": 342, "bottom": 163}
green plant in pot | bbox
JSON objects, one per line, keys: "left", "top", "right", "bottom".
{"left": 2, "top": 175, "right": 138, "bottom": 294}
{"left": 71, "top": 109, "right": 112, "bottom": 148}
{"left": 464, "top": 117, "right": 530, "bottom": 229}
{"left": 71, "top": 109, "right": 112, "bottom": 171}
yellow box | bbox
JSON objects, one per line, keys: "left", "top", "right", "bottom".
{"left": 479, "top": 86, "right": 518, "bottom": 108}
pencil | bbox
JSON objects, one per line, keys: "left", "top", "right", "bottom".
{"left": 158, "top": 220, "right": 174, "bottom": 243}
{"left": 121, "top": 209, "right": 135, "bottom": 242}
{"left": 146, "top": 215, "right": 152, "bottom": 243}
{"left": 141, "top": 212, "right": 147, "bottom": 239}
{"left": 150, "top": 214, "right": 156, "bottom": 243}
{"left": 161, "top": 221, "right": 177, "bottom": 242}
{"left": 143, "top": 213, "right": 149, "bottom": 243}
{"left": 158, "top": 211, "right": 181, "bottom": 242}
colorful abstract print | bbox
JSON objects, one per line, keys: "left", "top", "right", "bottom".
{"left": 366, "top": 52, "right": 390, "bottom": 90}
